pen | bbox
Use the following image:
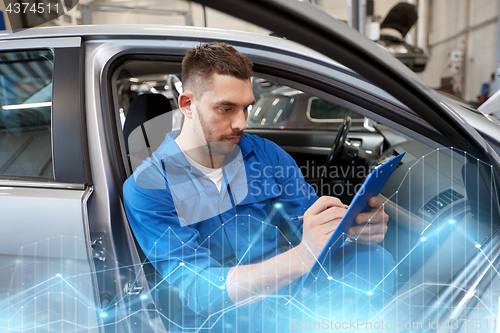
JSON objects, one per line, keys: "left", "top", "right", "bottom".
{"left": 290, "top": 205, "right": 350, "bottom": 222}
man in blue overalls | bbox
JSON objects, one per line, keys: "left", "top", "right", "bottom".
{"left": 124, "top": 42, "right": 395, "bottom": 332}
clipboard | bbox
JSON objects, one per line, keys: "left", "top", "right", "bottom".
{"left": 295, "top": 152, "right": 405, "bottom": 294}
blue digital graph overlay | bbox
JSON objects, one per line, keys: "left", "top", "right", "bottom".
{"left": 1, "top": 147, "right": 500, "bottom": 332}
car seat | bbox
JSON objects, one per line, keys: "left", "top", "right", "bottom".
{"left": 122, "top": 93, "right": 173, "bottom": 172}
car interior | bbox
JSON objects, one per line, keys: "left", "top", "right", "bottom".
{"left": 108, "top": 56, "right": 500, "bottom": 327}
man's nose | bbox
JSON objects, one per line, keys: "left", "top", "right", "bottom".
{"left": 232, "top": 109, "right": 247, "bottom": 131}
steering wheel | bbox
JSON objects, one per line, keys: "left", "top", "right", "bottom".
{"left": 322, "top": 116, "right": 351, "bottom": 178}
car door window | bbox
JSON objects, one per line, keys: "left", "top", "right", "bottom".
{"left": 248, "top": 77, "right": 365, "bottom": 130}
{"left": 248, "top": 82, "right": 499, "bottom": 325}
{"left": 248, "top": 90, "right": 294, "bottom": 127}
{"left": 110, "top": 53, "right": 500, "bottom": 331}
{"left": 0, "top": 50, "right": 54, "bottom": 179}
{"left": 308, "top": 96, "right": 364, "bottom": 122}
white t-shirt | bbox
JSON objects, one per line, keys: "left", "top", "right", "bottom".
{"left": 175, "top": 138, "right": 224, "bottom": 192}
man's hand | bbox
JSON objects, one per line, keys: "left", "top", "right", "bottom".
{"left": 296, "top": 196, "right": 348, "bottom": 269}
{"left": 227, "top": 196, "right": 348, "bottom": 304}
{"left": 227, "top": 196, "right": 387, "bottom": 304}
{"left": 347, "top": 196, "right": 388, "bottom": 245}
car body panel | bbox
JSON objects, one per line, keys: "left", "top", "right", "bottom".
{"left": 0, "top": 36, "right": 101, "bottom": 332}
{"left": 0, "top": 3, "right": 499, "bottom": 330}
{"left": 0, "top": 35, "right": 81, "bottom": 48}
{"left": 0, "top": 186, "right": 100, "bottom": 332}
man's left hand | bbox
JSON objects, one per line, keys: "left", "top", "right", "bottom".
{"left": 347, "top": 196, "right": 388, "bottom": 245}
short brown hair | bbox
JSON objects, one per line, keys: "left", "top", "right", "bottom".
{"left": 181, "top": 42, "right": 253, "bottom": 98}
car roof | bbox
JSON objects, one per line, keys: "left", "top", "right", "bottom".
{"left": 0, "top": 24, "right": 258, "bottom": 41}
{"left": 8, "top": 25, "right": 402, "bottom": 105}
{"left": 5, "top": 24, "right": 498, "bottom": 150}
{"left": 2, "top": 24, "right": 346, "bottom": 66}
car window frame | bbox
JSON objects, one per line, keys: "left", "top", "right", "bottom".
{"left": 0, "top": 37, "right": 89, "bottom": 188}
{"left": 101, "top": 43, "right": 459, "bottom": 182}
{"left": 100, "top": 39, "right": 500, "bottom": 329}
{"left": 306, "top": 95, "right": 365, "bottom": 123}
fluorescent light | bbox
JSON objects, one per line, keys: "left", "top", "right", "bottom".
{"left": 3, "top": 102, "right": 52, "bottom": 110}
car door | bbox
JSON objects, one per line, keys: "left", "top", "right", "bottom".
{"left": 89, "top": 23, "right": 500, "bottom": 333}
{"left": 0, "top": 37, "right": 100, "bottom": 332}
{"left": 190, "top": 0, "right": 500, "bottom": 329}
{"left": 84, "top": 37, "right": 188, "bottom": 333}
{"left": 90, "top": 35, "right": 387, "bottom": 331}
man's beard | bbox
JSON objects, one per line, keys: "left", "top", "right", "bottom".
{"left": 199, "top": 112, "right": 243, "bottom": 156}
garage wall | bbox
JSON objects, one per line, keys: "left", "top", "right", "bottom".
{"left": 90, "top": 0, "right": 188, "bottom": 25}
{"left": 418, "top": 0, "right": 499, "bottom": 101}
{"left": 465, "top": 18, "right": 498, "bottom": 101}
{"left": 323, "top": 0, "right": 499, "bottom": 102}
{"left": 417, "top": 0, "right": 468, "bottom": 93}
{"left": 90, "top": 0, "right": 269, "bottom": 34}
{"left": 323, "top": 0, "right": 410, "bottom": 22}
{"left": 189, "top": 3, "right": 270, "bottom": 34}
{"left": 88, "top": 0, "right": 499, "bottom": 102}
{"left": 92, "top": 10, "right": 186, "bottom": 26}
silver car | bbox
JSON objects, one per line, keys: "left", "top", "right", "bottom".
{"left": 1, "top": 0, "right": 500, "bottom": 331}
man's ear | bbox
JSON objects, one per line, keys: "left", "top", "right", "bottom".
{"left": 178, "top": 92, "right": 194, "bottom": 119}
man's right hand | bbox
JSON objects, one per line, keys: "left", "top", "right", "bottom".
{"left": 296, "top": 196, "right": 348, "bottom": 269}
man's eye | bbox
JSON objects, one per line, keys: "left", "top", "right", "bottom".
{"left": 220, "top": 107, "right": 232, "bottom": 112}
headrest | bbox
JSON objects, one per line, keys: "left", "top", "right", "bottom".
{"left": 123, "top": 93, "right": 172, "bottom": 154}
